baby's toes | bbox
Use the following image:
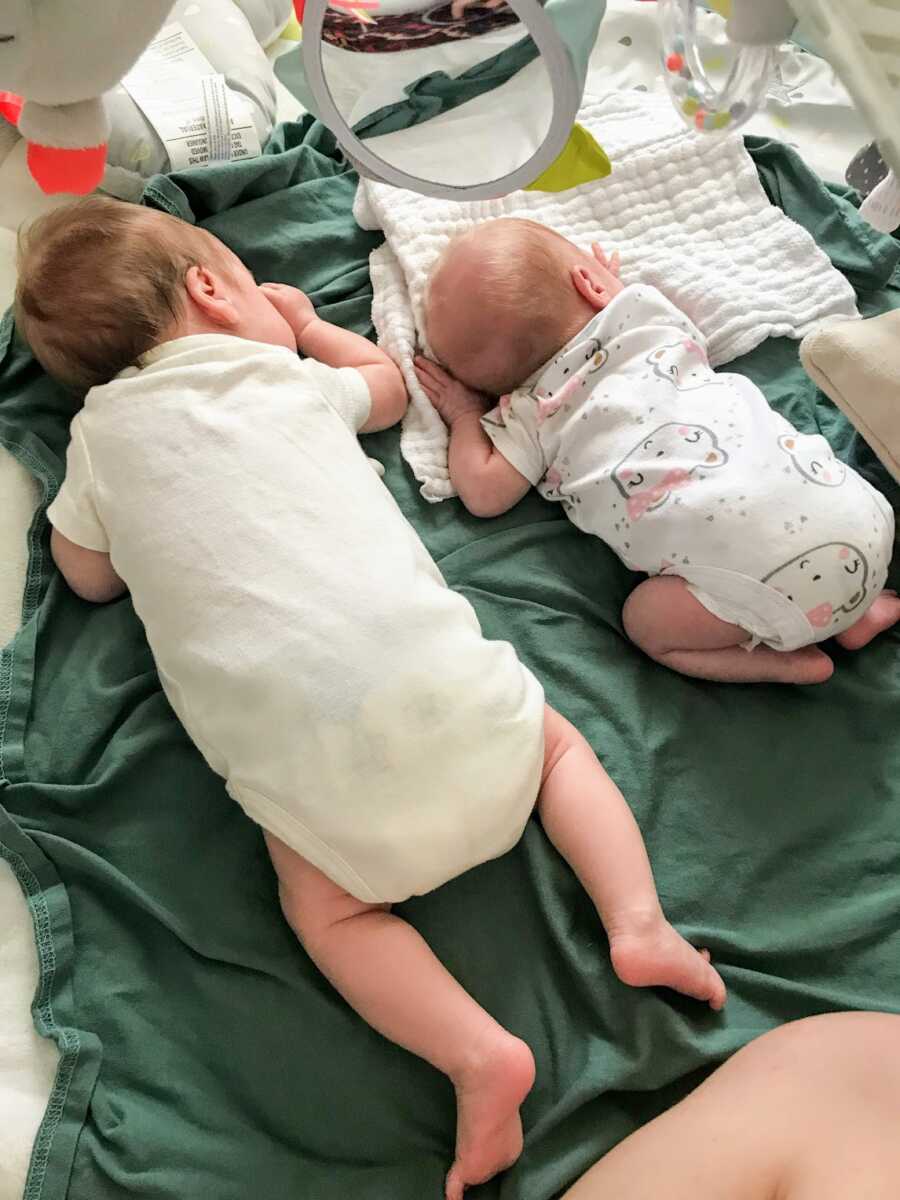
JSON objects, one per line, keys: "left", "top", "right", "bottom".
{"left": 445, "top": 1166, "right": 465, "bottom": 1200}
{"left": 701, "top": 958, "right": 727, "bottom": 1011}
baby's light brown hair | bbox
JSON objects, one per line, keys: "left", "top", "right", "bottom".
{"left": 425, "top": 218, "right": 590, "bottom": 395}
{"left": 15, "top": 196, "right": 217, "bottom": 391}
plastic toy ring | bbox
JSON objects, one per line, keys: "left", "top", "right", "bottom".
{"left": 658, "top": 0, "right": 774, "bottom": 135}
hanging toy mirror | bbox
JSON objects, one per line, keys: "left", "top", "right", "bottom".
{"left": 281, "top": 0, "right": 607, "bottom": 201}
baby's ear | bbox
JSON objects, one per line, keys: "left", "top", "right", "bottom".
{"left": 570, "top": 262, "right": 608, "bottom": 311}
{"left": 185, "top": 264, "right": 240, "bottom": 330}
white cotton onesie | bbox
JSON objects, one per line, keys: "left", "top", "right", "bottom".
{"left": 47, "top": 334, "right": 544, "bottom": 904}
{"left": 481, "top": 286, "right": 895, "bottom": 651}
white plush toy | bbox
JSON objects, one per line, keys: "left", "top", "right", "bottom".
{"left": 0, "top": 0, "right": 291, "bottom": 195}
{"left": 0, "top": 2, "right": 173, "bottom": 193}
{"left": 102, "top": 0, "right": 291, "bottom": 201}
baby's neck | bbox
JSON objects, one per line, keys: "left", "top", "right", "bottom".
{"left": 150, "top": 313, "right": 229, "bottom": 355}
{"left": 176, "top": 310, "right": 228, "bottom": 340}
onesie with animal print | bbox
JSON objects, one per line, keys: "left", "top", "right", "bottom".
{"left": 481, "top": 285, "right": 894, "bottom": 651}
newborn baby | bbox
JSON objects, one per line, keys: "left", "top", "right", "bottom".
{"left": 17, "top": 198, "right": 724, "bottom": 1199}
{"left": 416, "top": 218, "right": 899, "bottom": 684}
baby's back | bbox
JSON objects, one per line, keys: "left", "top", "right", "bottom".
{"left": 70, "top": 335, "right": 544, "bottom": 901}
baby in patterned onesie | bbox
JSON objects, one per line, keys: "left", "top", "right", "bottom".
{"left": 417, "top": 219, "right": 899, "bottom": 684}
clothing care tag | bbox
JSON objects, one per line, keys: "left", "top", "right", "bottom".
{"left": 200, "top": 75, "right": 234, "bottom": 164}
{"left": 122, "top": 23, "right": 260, "bottom": 171}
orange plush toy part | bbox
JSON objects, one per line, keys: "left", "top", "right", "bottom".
{"left": 0, "top": 1, "right": 172, "bottom": 194}
{"left": 0, "top": 89, "right": 107, "bottom": 194}
{"left": 1, "top": 90, "right": 106, "bottom": 194}
{"left": 27, "top": 142, "right": 108, "bottom": 194}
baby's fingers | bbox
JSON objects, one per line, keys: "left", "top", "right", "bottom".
{"left": 591, "top": 243, "right": 608, "bottom": 268}
{"left": 413, "top": 364, "right": 440, "bottom": 400}
{"left": 261, "top": 281, "right": 306, "bottom": 308}
{"left": 591, "top": 244, "right": 621, "bottom": 277}
{"left": 414, "top": 355, "right": 452, "bottom": 386}
{"left": 415, "top": 372, "right": 436, "bottom": 397}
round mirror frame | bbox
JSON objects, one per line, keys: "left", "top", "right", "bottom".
{"left": 301, "top": 0, "right": 580, "bottom": 199}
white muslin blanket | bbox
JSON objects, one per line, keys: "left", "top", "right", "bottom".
{"left": 355, "top": 90, "right": 860, "bottom": 501}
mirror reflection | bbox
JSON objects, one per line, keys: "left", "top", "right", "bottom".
{"left": 318, "top": 0, "right": 555, "bottom": 188}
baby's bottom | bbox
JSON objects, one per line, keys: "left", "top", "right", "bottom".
{"left": 623, "top": 575, "right": 900, "bottom": 684}
{"left": 562, "top": 1011, "right": 900, "bottom": 1200}
{"left": 266, "top": 704, "right": 725, "bottom": 1200}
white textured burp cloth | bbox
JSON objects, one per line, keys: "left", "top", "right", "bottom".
{"left": 357, "top": 90, "right": 860, "bottom": 501}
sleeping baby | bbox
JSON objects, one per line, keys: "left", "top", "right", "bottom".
{"left": 416, "top": 218, "right": 899, "bottom": 684}
{"left": 16, "top": 198, "right": 725, "bottom": 1200}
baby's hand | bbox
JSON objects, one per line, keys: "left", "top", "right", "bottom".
{"left": 590, "top": 244, "right": 624, "bottom": 306}
{"left": 261, "top": 282, "right": 318, "bottom": 341}
{"left": 414, "top": 357, "right": 489, "bottom": 425}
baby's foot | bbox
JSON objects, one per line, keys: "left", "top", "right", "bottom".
{"left": 655, "top": 643, "right": 834, "bottom": 684}
{"left": 445, "top": 1032, "right": 535, "bottom": 1200}
{"left": 836, "top": 591, "right": 900, "bottom": 651}
{"left": 609, "top": 912, "right": 727, "bottom": 1011}
{"left": 755, "top": 644, "right": 834, "bottom": 685}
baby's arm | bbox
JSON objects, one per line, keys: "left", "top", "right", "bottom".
{"left": 51, "top": 528, "right": 126, "bottom": 603}
{"left": 261, "top": 283, "right": 408, "bottom": 432}
{"left": 414, "top": 358, "right": 531, "bottom": 518}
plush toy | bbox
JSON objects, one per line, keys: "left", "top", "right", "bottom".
{"left": 0, "top": 0, "right": 293, "bottom": 196}
{"left": 0, "top": 2, "right": 173, "bottom": 194}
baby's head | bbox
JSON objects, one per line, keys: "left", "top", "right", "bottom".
{"left": 15, "top": 196, "right": 295, "bottom": 391}
{"left": 424, "top": 218, "right": 613, "bottom": 395}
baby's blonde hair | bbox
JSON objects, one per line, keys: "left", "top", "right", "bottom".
{"left": 426, "top": 218, "right": 585, "bottom": 395}
{"left": 15, "top": 196, "right": 216, "bottom": 391}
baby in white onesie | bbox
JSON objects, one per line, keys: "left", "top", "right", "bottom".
{"left": 417, "top": 219, "right": 899, "bottom": 685}
{"left": 16, "top": 198, "right": 725, "bottom": 1199}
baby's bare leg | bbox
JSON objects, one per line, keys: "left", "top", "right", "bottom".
{"left": 265, "top": 834, "right": 535, "bottom": 1200}
{"left": 623, "top": 576, "right": 834, "bottom": 684}
{"left": 562, "top": 1012, "right": 900, "bottom": 1200}
{"left": 538, "top": 706, "right": 726, "bottom": 1009}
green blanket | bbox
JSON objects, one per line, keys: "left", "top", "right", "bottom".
{"left": 1, "top": 123, "right": 899, "bottom": 1200}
